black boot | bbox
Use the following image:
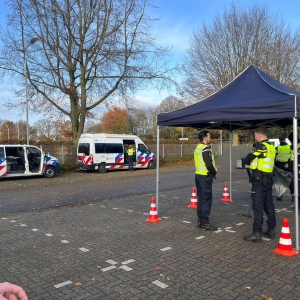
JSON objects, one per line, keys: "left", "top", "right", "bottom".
{"left": 263, "top": 229, "right": 275, "bottom": 239}
{"left": 243, "top": 231, "right": 262, "bottom": 242}
{"left": 197, "top": 218, "right": 202, "bottom": 228}
{"left": 276, "top": 196, "right": 282, "bottom": 201}
{"left": 200, "top": 221, "right": 218, "bottom": 231}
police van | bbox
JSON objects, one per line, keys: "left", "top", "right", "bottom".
{"left": 0, "top": 144, "right": 60, "bottom": 178}
{"left": 76, "top": 133, "right": 156, "bottom": 172}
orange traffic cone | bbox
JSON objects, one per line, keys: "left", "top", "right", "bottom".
{"left": 188, "top": 187, "right": 198, "bottom": 209}
{"left": 146, "top": 197, "right": 161, "bottom": 223}
{"left": 220, "top": 183, "right": 231, "bottom": 202}
{"left": 273, "top": 218, "right": 299, "bottom": 257}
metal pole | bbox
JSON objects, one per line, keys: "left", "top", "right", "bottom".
{"left": 17, "top": 121, "right": 20, "bottom": 140}
{"left": 229, "top": 131, "right": 232, "bottom": 202}
{"left": 156, "top": 125, "right": 160, "bottom": 212}
{"left": 220, "top": 130, "right": 223, "bottom": 155}
{"left": 24, "top": 49, "right": 29, "bottom": 145}
{"left": 293, "top": 95, "right": 299, "bottom": 250}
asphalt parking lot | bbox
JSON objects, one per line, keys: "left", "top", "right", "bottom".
{"left": 1, "top": 164, "right": 300, "bottom": 299}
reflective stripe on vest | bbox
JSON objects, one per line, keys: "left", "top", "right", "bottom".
{"left": 250, "top": 142, "right": 275, "bottom": 173}
{"left": 194, "top": 143, "right": 217, "bottom": 175}
{"left": 276, "top": 145, "right": 291, "bottom": 162}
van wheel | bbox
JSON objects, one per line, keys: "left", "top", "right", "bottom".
{"left": 98, "top": 163, "right": 107, "bottom": 173}
{"left": 148, "top": 160, "right": 156, "bottom": 169}
{"left": 44, "top": 166, "right": 56, "bottom": 178}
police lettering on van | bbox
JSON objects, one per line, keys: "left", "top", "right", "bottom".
{"left": 0, "top": 145, "right": 60, "bottom": 178}
{"left": 77, "top": 134, "right": 156, "bottom": 172}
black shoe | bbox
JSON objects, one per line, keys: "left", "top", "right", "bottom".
{"left": 197, "top": 218, "right": 202, "bottom": 228}
{"left": 200, "top": 222, "right": 218, "bottom": 231}
{"left": 263, "top": 229, "right": 275, "bottom": 239}
{"left": 243, "top": 232, "right": 262, "bottom": 242}
{"left": 276, "top": 197, "right": 282, "bottom": 201}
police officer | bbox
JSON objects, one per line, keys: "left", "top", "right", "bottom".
{"left": 243, "top": 126, "right": 276, "bottom": 242}
{"left": 194, "top": 131, "right": 218, "bottom": 231}
{"left": 127, "top": 145, "right": 135, "bottom": 171}
{"left": 275, "top": 135, "right": 292, "bottom": 200}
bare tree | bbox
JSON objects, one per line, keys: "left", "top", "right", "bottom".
{"left": 155, "top": 95, "right": 185, "bottom": 139}
{"left": 181, "top": 3, "right": 300, "bottom": 101}
{"left": 0, "top": 0, "right": 177, "bottom": 143}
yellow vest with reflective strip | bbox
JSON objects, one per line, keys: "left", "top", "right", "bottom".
{"left": 127, "top": 148, "right": 134, "bottom": 156}
{"left": 250, "top": 142, "right": 275, "bottom": 173}
{"left": 276, "top": 145, "right": 291, "bottom": 162}
{"left": 194, "top": 143, "right": 217, "bottom": 175}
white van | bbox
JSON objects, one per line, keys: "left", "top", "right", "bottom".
{"left": 0, "top": 144, "right": 60, "bottom": 178}
{"left": 76, "top": 133, "right": 156, "bottom": 172}
{"left": 268, "top": 138, "right": 291, "bottom": 147}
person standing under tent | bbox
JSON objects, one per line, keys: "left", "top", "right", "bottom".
{"left": 243, "top": 126, "right": 276, "bottom": 242}
{"left": 275, "top": 135, "right": 293, "bottom": 201}
{"left": 194, "top": 131, "right": 218, "bottom": 231}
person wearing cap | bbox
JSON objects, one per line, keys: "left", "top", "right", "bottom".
{"left": 275, "top": 135, "right": 292, "bottom": 201}
{"left": 194, "top": 131, "right": 218, "bottom": 231}
{"left": 243, "top": 126, "right": 276, "bottom": 242}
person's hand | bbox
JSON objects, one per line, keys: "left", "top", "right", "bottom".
{"left": 0, "top": 282, "right": 28, "bottom": 300}
{"left": 285, "top": 163, "right": 289, "bottom": 169}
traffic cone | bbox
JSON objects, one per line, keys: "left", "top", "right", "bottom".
{"left": 146, "top": 197, "right": 161, "bottom": 223}
{"left": 188, "top": 187, "right": 198, "bottom": 209}
{"left": 273, "top": 218, "right": 299, "bottom": 257}
{"left": 220, "top": 183, "right": 231, "bottom": 202}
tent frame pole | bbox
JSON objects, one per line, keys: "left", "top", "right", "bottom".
{"left": 229, "top": 131, "right": 232, "bottom": 202}
{"left": 293, "top": 95, "right": 299, "bottom": 250}
{"left": 156, "top": 125, "right": 160, "bottom": 212}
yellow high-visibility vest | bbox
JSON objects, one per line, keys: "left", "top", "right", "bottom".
{"left": 127, "top": 148, "right": 135, "bottom": 156}
{"left": 276, "top": 144, "right": 291, "bottom": 162}
{"left": 250, "top": 142, "right": 275, "bottom": 173}
{"left": 194, "top": 143, "right": 217, "bottom": 175}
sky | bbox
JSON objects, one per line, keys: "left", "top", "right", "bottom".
{"left": 0, "top": 0, "right": 300, "bottom": 124}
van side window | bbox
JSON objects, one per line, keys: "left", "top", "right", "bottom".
{"left": 95, "top": 143, "right": 105, "bottom": 153}
{"left": 138, "top": 143, "right": 148, "bottom": 153}
{"left": 78, "top": 143, "right": 90, "bottom": 155}
{"left": 106, "top": 143, "right": 123, "bottom": 153}
{"left": 0, "top": 147, "right": 4, "bottom": 158}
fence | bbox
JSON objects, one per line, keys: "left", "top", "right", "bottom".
{"left": 41, "top": 141, "right": 232, "bottom": 164}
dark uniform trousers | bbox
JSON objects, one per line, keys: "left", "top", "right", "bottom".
{"left": 251, "top": 177, "right": 276, "bottom": 232}
{"left": 128, "top": 155, "right": 134, "bottom": 170}
{"left": 195, "top": 174, "right": 212, "bottom": 221}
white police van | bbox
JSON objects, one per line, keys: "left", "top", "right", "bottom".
{"left": 76, "top": 133, "right": 156, "bottom": 172}
{"left": 0, "top": 144, "right": 60, "bottom": 178}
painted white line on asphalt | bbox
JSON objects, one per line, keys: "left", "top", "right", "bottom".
{"left": 225, "top": 230, "right": 236, "bottom": 233}
{"left": 160, "top": 195, "right": 165, "bottom": 196}
{"left": 1, "top": 218, "right": 7, "bottom": 219}
{"left": 195, "top": 236, "right": 205, "bottom": 240}
{"left": 127, "top": 210, "right": 133, "bottom": 212}
{"left": 102, "top": 266, "right": 116, "bottom": 272}
{"left": 120, "top": 265, "right": 132, "bottom": 271}
{"left": 61, "top": 240, "right": 69, "bottom": 243}
{"left": 112, "top": 208, "right": 119, "bottom": 209}
{"left": 161, "top": 216, "right": 169, "bottom": 219}
{"left": 100, "top": 205, "right": 106, "bottom": 208}
{"left": 236, "top": 223, "right": 244, "bottom": 226}
{"left": 160, "top": 247, "right": 172, "bottom": 251}
{"left": 173, "top": 197, "right": 179, "bottom": 198}
{"left": 10, "top": 220, "right": 16, "bottom": 223}
{"left": 88, "top": 204, "right": 93, "bottom": 205}
{"left": 79, "top": 247, "right": 89, "bottom": 252}
{"left": 20, "top": 224, "right": 27, "bottom": 226}
{"left": 143, "top": 213, "right": 149, "bottom": 215}
{"left": 182, "top": 221, "right": 191, "bottom": 224}
{"left": 262, "top": 237, "right": 270, "bottom": 241}
{"left": 122, "top": 259, "right": 135, "bottom": 264}
{"left": 147, "top": 194, "right": 152, "bottom": 196}
{"left": 106, "top": 259, "right": 118, "bottom": 265}
{"left": 224, "top": 227, "right": 232, "bottom": 230}
{"left": 215, "top": 229, "right": 223, "bottom": 233}
{"left": 31, "top": 229, "right": 39, "bottom": 231}
{"left": 45, "top": 234, "right": 53, "bottom": 236}
{"left": 54, "top": 280, "right": 73, "bottom": 288}
{"left": 152, "top": 280, "right": 168, "bottom": 289}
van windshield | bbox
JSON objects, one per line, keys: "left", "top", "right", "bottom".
{"left": 138, "top": 143, "right": 148, "bottom": 153}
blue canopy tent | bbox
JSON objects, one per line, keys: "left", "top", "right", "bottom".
{"left": 156, "top": 65, "right": 300, "bottom": 250}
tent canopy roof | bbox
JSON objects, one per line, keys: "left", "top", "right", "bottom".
{"left": 157, "top": 65, "right": 300, "bottom": 130}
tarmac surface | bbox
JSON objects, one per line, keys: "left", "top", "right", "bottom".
{"left": 1, "top": 153, "right": 300, "bottom": 300}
